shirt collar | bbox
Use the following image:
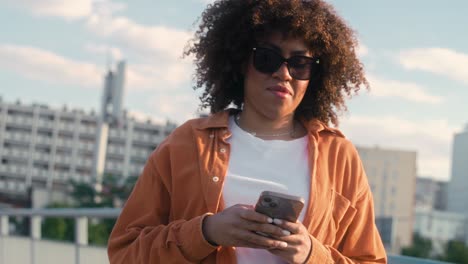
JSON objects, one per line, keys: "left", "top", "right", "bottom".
{"left": 193, "top": 109, "right": 345, "bottom": 138}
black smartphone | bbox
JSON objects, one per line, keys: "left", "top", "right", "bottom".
{"left": 254, "top": 191, "right": 305, "bottom": 223}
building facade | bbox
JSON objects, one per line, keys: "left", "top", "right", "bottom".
{"left": 357, "top": 146, "right": 417, "bottom": 254}
{"left": 0, "top": 99, "right": 175, "bottom": 196}
{"left": 415, "top": 177, "right": 448, "bottom": 211}
{"left": 414, "top": 208, "right": 468, "bottom": 255}
{"left": 0, "top": 62, "right": 176, "bottom": 204}
{"left": 447, "top": 125, "right": 468, "bottom": 215}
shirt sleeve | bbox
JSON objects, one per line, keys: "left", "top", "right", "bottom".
{"left": 107, "top": 143, "right": 218, "bottom": 264}
{"left": 306, "top": 142, "right": 387, "bottom": 264}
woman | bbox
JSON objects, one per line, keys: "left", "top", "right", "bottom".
{"left": 107, "top": 0, "right": 387, "bottom": 263}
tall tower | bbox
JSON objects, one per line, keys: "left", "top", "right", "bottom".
{"left": 92, "top": 61, "right": 126, "bottom": 191}
{"left": 101, "top": 61, "right": 125, "bottom": 125}
{"left": 447, "top": 124, "right": 468, "bottom": 214}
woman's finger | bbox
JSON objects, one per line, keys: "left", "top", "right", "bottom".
{"left": 273, "top": 218, "right": 302, "bottom": 234}
{"left": 239, "top": 208, "right": 273, "bottom": 224}
{"left": 235, "top": 229, "right": 289, "bottom": 249}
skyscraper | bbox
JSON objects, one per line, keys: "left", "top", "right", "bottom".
{"left": 447, "top": 124, "right": 468, "bottom": 214}
{"left": 357, "top": 146, "right": 417, "bottom": 254}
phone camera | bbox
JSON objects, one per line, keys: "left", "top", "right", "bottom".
{"left": 269, "top": 202, "right": 278, "bottom": 208}
{"left": 263, "top": 197, "right": 272, "bottom": 203}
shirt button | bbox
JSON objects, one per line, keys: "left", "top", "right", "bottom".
{"left": 209, "top": 134, "right": 214, "bottom": 138}
{"left": 212, "top": 176, "right": 219, "bottom": 182}
{"left": 220, "top": 148, "right": 226, "bottom": 153}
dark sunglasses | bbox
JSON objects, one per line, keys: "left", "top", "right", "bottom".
{"left": 252, "top": 47, "right": 320, "bottom": 80}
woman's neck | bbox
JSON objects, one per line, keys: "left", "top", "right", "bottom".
{"left": 236, "top": 109, "right": 305, "bottom": 140}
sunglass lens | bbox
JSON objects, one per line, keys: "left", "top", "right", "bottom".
{"left": 253, "top": 48, "right": 283, "bottom": 74}
{"left": 288, "top": 57, "right": 314, "bottom": 80}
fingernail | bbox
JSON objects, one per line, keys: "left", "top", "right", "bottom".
{"left": 282, "top": 230, "right": 291, "bottom": 236}
{"left": 278, "top": 242, "right": 288, "bottom": 248}
{"left": 267, "top": 217, "right": 273, "bottom": 223}
{"left": 273, "top": 219, "right": 283, "bottom": 225}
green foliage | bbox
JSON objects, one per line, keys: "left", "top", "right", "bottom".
{"left": 402, "top": 233, "right": 468, "bottom": 263}
{"left": 41, "top": 203, "right": 74, "bottom": 242}
{"left": 70, "top": 181, "right": 97, "bottom": 207}
{"left": 89, "top": 220, "right": 112, "bottom": 245}
{"left": 440, "top": 240, "right": 468, "bottom": 264}
{"left": 42, "top": 174, "right": 137, "bottom": 245}
{"left": 42, "top": 217, "right": 74, "bottom": 242}
{"left": 401, "top": 233, "right": 432, "bottom": 259}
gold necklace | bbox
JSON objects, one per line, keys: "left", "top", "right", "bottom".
{"left": 234, "top": 113, "right": 296, "bottom": 138}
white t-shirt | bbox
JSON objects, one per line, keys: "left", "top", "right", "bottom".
{"left": 223, "top": 115, "right": 310, "bottom": 264}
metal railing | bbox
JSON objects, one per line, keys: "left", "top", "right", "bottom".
{"left": 0, "top": 208, "right": 454, "bottom": 264}
{"left": 388, "top": 255, "right": 453, "bottom": 264}
{"left": 0, "top": 208, "right": 121, "bottom": 264}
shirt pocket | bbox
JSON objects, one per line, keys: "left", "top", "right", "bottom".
{"left": 330, "top": 190, "right": 357, "bottom": 246}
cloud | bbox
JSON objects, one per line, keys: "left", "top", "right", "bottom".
{"left": 85, "top": 15, "right": 192, "bottom": 60}
{"left": 6, "top": 0, "right": 187, "bottom": 59}
{"left": 0, "top": 42, "right": 192, "bottom": 93}
{"left": 9, "top": 0, "right": 93, "bottom": 20}
{"left": 92, "top": 0, "right": 126, "bottom": 17}
{"left": 0, "top": 44, "right": 102, "bottom": 87}
{"left": 83, "top": 14, "right": 195, "bottom": 89}
{"left": 6, "top": 0, "right": 194, "bottom": 89}
{"left": 366, "top": 74, "right": 444, "bottom": 104}
{"left": 5, "top": 0, "right": 125, "bottom": 20}
{"left": 340, "top": 115, "right": 457, "bottom": 181}
{"left": 356, "top": 42, "right": 369, "bottom": 57}
{"left": 399, "top": 48, "right": 468, "bottom": 85}
{"left": 122, "top": 60, "right": 193, "bottom": 91}
{"left": 84, "top": 43, "right": 123, "bottom": 61}
{"left": 145, "top": 92, "right": 201, "bottom": 124}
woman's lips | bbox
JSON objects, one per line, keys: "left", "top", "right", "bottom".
{"left": 267, "top": 85, "right": 291, "bottom": 99}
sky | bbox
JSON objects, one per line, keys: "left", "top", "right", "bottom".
{"left": 1, "top": 0, "right": 467, "bottom": 181}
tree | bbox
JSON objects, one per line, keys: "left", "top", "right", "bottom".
{"left": 440, "top": 240, "right": 468, "bottom": 264}
{"left": 401, "top": 233, "right": 432, "bottom": 259}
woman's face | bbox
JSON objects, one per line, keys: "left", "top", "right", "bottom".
{"left": 243, "top": 32, "right": 312, "bottom": 121}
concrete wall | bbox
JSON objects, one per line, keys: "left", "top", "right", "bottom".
{"left": 0, "top": 236, "right": 108, "bottom": 264}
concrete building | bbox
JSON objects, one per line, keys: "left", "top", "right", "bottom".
{"left": 0, "top": 62, "right": 176, "bottom": 206}
{"left": 447, "top": 124, "right": 468, "bottom": 215}
{"left": 415, "top": 177, "right": 448, "bottom": 211}
{"left": 357, "top": 146, "right": 417, "bottom": 254}
{"left": 414, "top": 208, "right": 468, "bottom": 255}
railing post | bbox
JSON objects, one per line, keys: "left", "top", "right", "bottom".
{"left": 1, "top": 215, "right": 9, "bottom": 264}
{"left": 31, "top": 216, "right": 42, "bottom": 239}
{"left": 0, "top": 216, "right": 8, "bottom": 236}
{"left": 30, "top": 215, "right": 42, "bottom": 264}
{"left": 75, "top": 216, "right": 88, "bottom": 264}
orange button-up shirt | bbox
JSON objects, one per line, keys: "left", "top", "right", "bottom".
{"left": 107, "top": 110, "right": 387, "bottom": 263}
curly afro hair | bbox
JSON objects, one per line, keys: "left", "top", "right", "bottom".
{"left": 184, "top": 0, "right": 368, "bottom": 126}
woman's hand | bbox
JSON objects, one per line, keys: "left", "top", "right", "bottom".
{"left": 202, "top": 204, "right": 291, "bottom": 249}
{"left": 267, "top": 219, "right": 312, "bottom": 264}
